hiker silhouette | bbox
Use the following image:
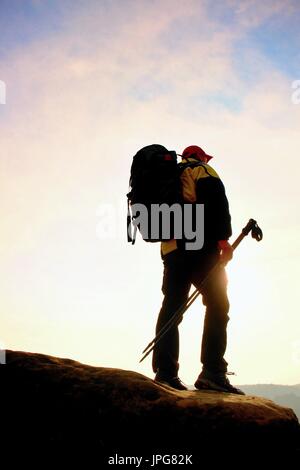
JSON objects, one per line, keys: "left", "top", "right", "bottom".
{"left": 152, "top": 145, "right": 244, "bottom": 394}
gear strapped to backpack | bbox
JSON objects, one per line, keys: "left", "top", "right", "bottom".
{"left": 127, "top": 144, "right": 205, "bottom": 244}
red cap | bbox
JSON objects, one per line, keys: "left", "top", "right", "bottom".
{"left": 181, "top": 145, "right": 213, "bottom": 162}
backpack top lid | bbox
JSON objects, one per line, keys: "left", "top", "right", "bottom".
{"left": 132, "top": 144, "right": 177, "bottom": 166}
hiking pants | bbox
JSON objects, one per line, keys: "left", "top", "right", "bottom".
{"left": 152, "top": 248, "right": 229, "bottom": 377}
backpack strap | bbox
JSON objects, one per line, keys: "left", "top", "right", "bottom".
{"left": 178, "top": 161, "right": 215, "bottom": 177}
{"left": 127, "top": 197, "right": 137, "bottom": 245}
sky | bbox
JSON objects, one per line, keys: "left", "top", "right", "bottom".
{"left": 0, "top": 0, "right": 300, "bottom": 385}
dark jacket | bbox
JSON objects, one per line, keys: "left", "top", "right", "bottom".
{"left": 161, "top": 157, "right": 232, "bottom": 255}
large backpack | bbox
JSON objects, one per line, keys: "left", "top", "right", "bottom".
{"left": 127, "top": 144, "right": 182, "bottom": 243}
{"left": 127, "top": 144, "right": 204, "bottom": 244}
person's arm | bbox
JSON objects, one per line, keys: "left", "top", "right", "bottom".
{"left": 195, "top": 175, "right": 232, "bottom": 250}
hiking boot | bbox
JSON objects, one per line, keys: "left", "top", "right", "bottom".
{"left": 194, "top": 370, "right": 245, "bottom": 395}
{"left": 155, "top": 374, "right": 187, "bottom": 391}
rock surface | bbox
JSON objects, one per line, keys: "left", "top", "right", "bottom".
{"left": 2, "top": 350, "right": 300, "bottom": 465}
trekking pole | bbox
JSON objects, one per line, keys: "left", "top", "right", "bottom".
{"left": 139, "top": 218, "right": 263, "bottom": 364}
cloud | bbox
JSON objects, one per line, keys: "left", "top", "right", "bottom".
{"left": 1, "top": 0, "right": 299, "bottom": 259}
{"left": 216, "top": 0, "right": 298, "bottom": 29}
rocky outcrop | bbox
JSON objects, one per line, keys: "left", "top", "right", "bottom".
{"left": 2, "top": 350, "right": 300, "bottom": 465}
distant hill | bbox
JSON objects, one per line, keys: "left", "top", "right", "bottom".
{"left": 240, "top": 384, "right": 300, "bottom": 421}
